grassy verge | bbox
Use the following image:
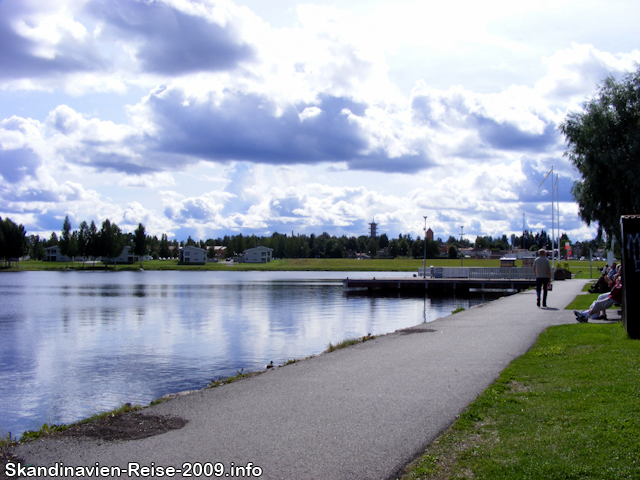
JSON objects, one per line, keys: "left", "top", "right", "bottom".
{"left": 208, "top": 370, "right": 256, "bottom": 388}
{"left": 5, "top": 258, "right": 607, "bottom": 274}
{"left": 15, "top": 403, "right": 142, "bottom": 443}
{"left": 401, "top": 322, "right": 640, "bottom": 479}
{"left": 325, "top": 334, "right": 375, "bottom": 353}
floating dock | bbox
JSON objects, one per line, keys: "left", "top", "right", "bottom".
{"left": 342, "top": 276, "right": 536, "bottom": 293}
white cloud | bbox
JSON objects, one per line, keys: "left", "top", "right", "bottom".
{"left": 536, "top": 43, "right": 640, "bottom": 106}
{"left": 298, "top": 106, "right": 322, "bottom": 122}
{"left": 0, "top": 0, "right": 637, "bottom": 242}
{"left": 118, "top": 173, "right": 175, "bottom": 189}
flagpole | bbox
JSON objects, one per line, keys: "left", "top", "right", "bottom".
{"left": 556, "top": 174, "right": 560, "bottom": 263}
{"left": 550, "top": 166, "right": 555, "bottom": 271}
{"left": 537, "top": 166, "right": 555, "bottom": 270}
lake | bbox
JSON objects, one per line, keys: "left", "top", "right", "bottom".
{"left": 0, "top": 270, "right": 502, "bottom": 437}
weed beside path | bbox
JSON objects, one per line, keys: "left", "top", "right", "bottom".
{"left": 402, "top": 322, "right": 640, "bottom": 480}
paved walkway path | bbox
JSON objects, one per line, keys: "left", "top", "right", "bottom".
{"left": 14, "top": 279, "right": 591, "bottom": 479}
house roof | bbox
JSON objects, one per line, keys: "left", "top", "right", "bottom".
{"left": 243, "top": 246, "right": 274, "bottom": 253}
{"left": 182, "top": 245, "right": 206, "bottom": 252}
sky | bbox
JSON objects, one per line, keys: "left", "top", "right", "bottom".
{"left": 1, "top": 0, "right": 639, "bottom": 244}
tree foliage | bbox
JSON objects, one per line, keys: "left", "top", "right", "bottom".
{"left": 560, "top": 67, "right": 640, "bottom": 240}
{"left": 0, "top": 217, "right": 28, "bottom": 265}
{"left": 98, "top": 219, "right": 124, "bottom": 266}
{"left": 134, "top": 223, "right": 147, "bottom": 267}
{"left": 59, "top": 215, "right": 78, "bottom": 265}
{"left": 21, "top": 213, "right": 595, "bottom": 266}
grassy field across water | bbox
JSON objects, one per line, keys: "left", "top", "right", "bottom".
{"left": 401, "top": 321, "right": 640, "bottom": 480}
{"left": 6, "top": 258, "right": 605, "bottom": 277}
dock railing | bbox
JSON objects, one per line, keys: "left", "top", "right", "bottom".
{"left": 418, "top": 267, "right": 538, "bottom": 280}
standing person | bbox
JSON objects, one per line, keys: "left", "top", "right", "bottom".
{"left": 533, "top": 249, "right": 551, "bottom": 308}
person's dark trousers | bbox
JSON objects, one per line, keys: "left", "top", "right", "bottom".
{"left": 536, "top": 278, "right": 549, "bottom": 306}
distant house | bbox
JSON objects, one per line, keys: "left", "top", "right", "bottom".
{"left": 470, "top": 248, "right": 491, "bottom": 259}
{"left": 242, "top": 246, "right": 273, "bottom": 263}
{"left": 44, "top": 246, "right": 70, "bottom": 262}
{"left": 179, "top": 245, "right": 207, "bottom": 264}
{"left": 108, "top": 245, "right": 139, "bottom": 264}
{"left": 460, "top": 247, "right": 474, "bottom": 258}
{"left": 512, "top": 249, "right": 537, "bottom": 260}
{"left": 346, "top": 250, "right": 370, "bottom": 259}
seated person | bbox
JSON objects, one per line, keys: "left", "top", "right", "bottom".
{"left": 589, "top": 272, "right": 612, "bottom": 293}
{"left": 607, "top": 262, "right": 618, "bottom": 281}
{"left": 575, "top": 277, "right": 622, "bottom": 322}
{"left": 603, "top": 264, "right": 622, "bottom": 291}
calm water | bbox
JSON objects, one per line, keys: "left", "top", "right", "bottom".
{"left": 0, "top": 271, "right": 501, "bottom": 437}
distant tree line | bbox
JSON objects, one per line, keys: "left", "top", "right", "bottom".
{"left": 27, "top": 217, "right": 151, "bottom": 267}
{"left": 27, "top": 218, "right": 454, "bottom": 262}
{"left": 220, "top": 231, "right": 446, "bottom": 260}
{"left": 2, "top": 215, "right": 606, "bottom": 265}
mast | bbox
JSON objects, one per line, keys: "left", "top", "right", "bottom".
{"left": 556, "top": 174, "right": 560, "bottom": 262}
{"left": 551, "top": 167, "right": 555, "bottom": 270}
{"left": 537, "top": 166, "right": 555, "bottom": 270}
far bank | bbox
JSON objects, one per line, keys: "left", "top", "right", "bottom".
{"left": 3, "top": 257, "right": 603, "bottom": 277}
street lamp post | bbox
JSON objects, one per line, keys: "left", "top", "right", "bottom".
{"left": 423, "top": 216, "right": 428, "bottom": 278}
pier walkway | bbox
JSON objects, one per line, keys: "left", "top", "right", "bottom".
{"left": 343, "top": 276, "right": 536, "bottom": 293}
{"left": 13, "top": 279, "right": 590, "bottom": 480}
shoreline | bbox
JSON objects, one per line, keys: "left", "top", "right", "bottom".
{"left": 1, "top": 268, "right": 504, "bottom": 442}
{"left": 1, "top": 258, "right": 604, "bottom": 274}
{"left": 6, "top": 280, "right": 590, "bottom": 479}
{"left": 5, "top": 300, "right": 495, "bottom": 445}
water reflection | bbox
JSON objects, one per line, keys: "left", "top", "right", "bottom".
{"left": 0, "top": 271, "right": 507, "bottom": 437}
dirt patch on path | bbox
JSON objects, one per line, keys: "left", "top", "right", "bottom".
{"left": 1, "top": 412, "right": 187, "bottom": 480}
{"left": 59, "top": 412, "right": 188, "bottom": 442}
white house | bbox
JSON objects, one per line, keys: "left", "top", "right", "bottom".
{"left": 242, "top": 246, "right": 273, "bottom": 263}
{"left": 44, "top": 246, "right": 70, "bottom": 262}
{"left": 108, "top": 245, "right": 139, "bottom": 264}
{"left": 179, "top": 245, "right": 207, "bottom": 264}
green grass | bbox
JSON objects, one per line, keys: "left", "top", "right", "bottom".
{"left": 559, "top": 260, "right": 606, "bottom": 280}
{"left": 565, "top": 281, "right": 599, "bottom": 311}
{"left": 402, "top": 322, "right": 640, "bottom": 479}
{"left": 0, "top": 432, "right": 16, "bottom": 451}
{"left": 208, "top": 370, "right": 255, "bottom": 388}
{"left": 4, "top": 258, "right": 475, "bottom": 272}
{"left": 16, "top": 403, "right": 142, "bottom": 443}
{"left": 4, "top": 258, "right": 608, "bottom": 274}
{"left": 325, "top": 334, "right": 375, "bottom": 352}
{"left": 566, "top": 293, "right": 599, "bottom": 311}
